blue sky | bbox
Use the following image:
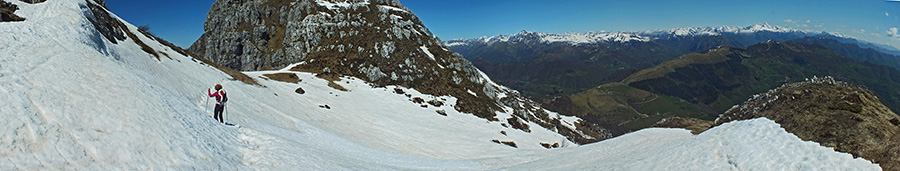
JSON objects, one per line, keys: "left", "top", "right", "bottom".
{"left": 107, "top": 0, "right": 900, "bottom": 49}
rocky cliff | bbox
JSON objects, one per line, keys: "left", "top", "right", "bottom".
{"left": 189, "top": 0, "right": 610, "bottom": 143}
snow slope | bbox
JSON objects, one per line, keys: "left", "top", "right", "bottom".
{"left": 0, "top": 0, "right": 881, "bottom": 170}
{"left": 496, "top": 118, "right": 879, "bottom": 170}
{"left": 0, "top": 0, "right": 565, "bottom": 169}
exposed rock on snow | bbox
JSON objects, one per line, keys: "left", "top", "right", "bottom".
{"left": 1, "top": 0, "right": 24, "bottom": 22}
{"left": 83, "top": 0, "right": 124, "bottom": 44}
{"left": 20, "top": 0, "right": 48, "bottom": 4}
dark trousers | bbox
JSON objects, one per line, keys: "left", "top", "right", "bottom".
{"left": 214, "top": 105, "right": 224, "bottom": 123}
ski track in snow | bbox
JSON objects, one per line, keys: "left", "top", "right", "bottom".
{"left": 0, "top": 0, "right": 883, "bottom": 170}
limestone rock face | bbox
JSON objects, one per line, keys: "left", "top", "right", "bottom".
{"left": 190, "top": 0, "right": 610, "bottom": 144}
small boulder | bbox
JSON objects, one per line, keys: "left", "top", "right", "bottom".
{"left": 411, "top": 97, "right": 425, "bottom": 104}
{"left": 427, "top": 100, "right": 444, "bottom": 107}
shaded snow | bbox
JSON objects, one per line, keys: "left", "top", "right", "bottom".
{"left": 419, "top": 45, "right": 442, "bottom": 68}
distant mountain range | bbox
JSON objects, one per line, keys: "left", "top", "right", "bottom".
{"left": 445, "top": 24, "right": 900, "bottom": 98}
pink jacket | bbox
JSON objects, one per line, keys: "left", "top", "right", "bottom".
{"left": 208, "top": 89, "right": 226, "bottom": 106}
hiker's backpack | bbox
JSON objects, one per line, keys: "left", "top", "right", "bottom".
{"left": 218, "top": 90, "right": 228, "bottom": 105}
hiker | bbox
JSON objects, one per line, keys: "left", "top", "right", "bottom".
{"left": 208, "top": 84, "right": 227, "bottom": 123}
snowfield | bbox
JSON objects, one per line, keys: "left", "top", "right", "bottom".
{"left": 498, "top": 118, "right": 879, "bottom": 170}
{"left": 0, "top": 0, "right": 882, "bottom": 170}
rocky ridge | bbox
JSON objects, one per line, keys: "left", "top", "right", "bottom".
{"left": 190, "top": 0, "right": 610, "bottom": 143}
{"left": 715, "top": 76, "right": 900, "bottom": 170}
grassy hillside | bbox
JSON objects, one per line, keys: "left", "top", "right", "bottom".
{"left": 543, "top": 82, "right": 703, "bottom": 135}
{"left": 548, "top": 41, "right": 900, "bottom": 136}
{"left": 627, "top": 41, "right": 900, "bottom": 118}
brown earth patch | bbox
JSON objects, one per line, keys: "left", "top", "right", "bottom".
{"left": 263, "top": 73, "right": 301, "bottom": 84}
{"left": 327, "top": 82, "right": 347, "bottom": 91}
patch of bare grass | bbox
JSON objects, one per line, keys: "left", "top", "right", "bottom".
{"left": 328, "top": 82, "right": 348, "bottom": 91}
{"left": 263, "top": 73, "right": 301, "bottom": 84}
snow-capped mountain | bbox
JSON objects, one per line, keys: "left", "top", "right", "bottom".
{"left": 0, "top": 0, "right": 885, "bottom": 170}
{"left": 445, "top": 23, "right": 829, "bottom": 48}
{"left": 447, "top": 30, "right": 650, "bottom": 47}
{"left": 639, "top": 23, "right": 811, "bottom": 37}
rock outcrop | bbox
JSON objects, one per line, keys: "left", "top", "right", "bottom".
{"left": 1, "top": 0, "right": 25, "bottom": 22}
{"left": 190, "top": 0, "right": 610, "bottom": 143}
{"left": 716, "top": 76, "right": 900, "bottom": 170}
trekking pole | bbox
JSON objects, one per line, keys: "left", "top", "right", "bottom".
{"left": 205, "top": 90, "right": 210, "bottom": 115}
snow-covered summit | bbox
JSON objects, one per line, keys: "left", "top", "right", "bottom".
{"left": 639, "top": 23, "right": 816, "bottom": 37}
{"left": 446, "top": 24, "right": 831, "bottom": 47}
{"left": 446, "top": 30, "right": 650, "bottom": 47}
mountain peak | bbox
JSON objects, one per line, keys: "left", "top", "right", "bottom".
{"left": 449, "top": 31, "right": 650, "bottom": 46}
{"left": 741, "top": 22, "right": 798, "bottom": 33}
